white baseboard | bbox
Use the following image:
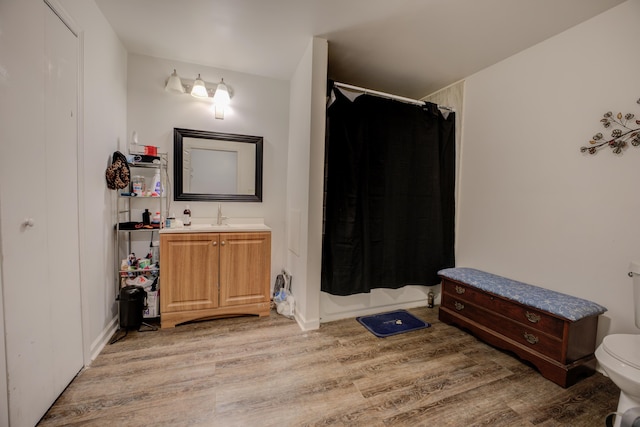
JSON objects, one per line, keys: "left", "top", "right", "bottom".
{"left": 294, "top": 310, "right": 320, "bottom": 331}
{"left": 88, "top": 316, "right": 118, "bottom": 364}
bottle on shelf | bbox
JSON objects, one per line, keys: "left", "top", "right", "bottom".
{"left": 183, "top": 205, "right": 191, "bottom": 226}
{"left": 152, "top": 170, "right": 162, "bottom": 196}
{"left": 132, "top": 175, "right": 145, "bottom": 196}
{"left": 142, "top": 209, "right": 151, "bottom": 225}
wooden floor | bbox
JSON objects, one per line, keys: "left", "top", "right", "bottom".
{"left": 39, "top": 307, "right": 619, "bottom": 426}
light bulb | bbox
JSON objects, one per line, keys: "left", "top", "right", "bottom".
{"left": 213, "top": 79, "right": 231, "bottom": 106}
{"left": 191, "top": 74, "right": 209, "bottom": 98}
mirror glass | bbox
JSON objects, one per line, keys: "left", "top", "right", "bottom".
{"left": 174, "top": 128, "right": 263, "bottom": 201}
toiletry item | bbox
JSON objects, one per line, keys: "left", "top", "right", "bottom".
{"left": 142, "top": 209, "right": 151, "bottom": 225}
{"left": 152, "top": 170, "right": 162, "bottom": 195}
{"left": 152, "top": 211, "right": 161, "bottom": 224}
{"left": 183, "top": 205, "right": 191, "bottom": 226}
{"left": 166, "top": 213, "right": 176, "bottom": 228}
{"left": 131, "top": 175, "right": 145, "bottom": 195}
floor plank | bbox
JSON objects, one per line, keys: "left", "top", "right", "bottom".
{"left": 39, "top": 307, "right": 619, "bottom": 426}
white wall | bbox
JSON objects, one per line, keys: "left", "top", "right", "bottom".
{"left": 126, "top": 54, "right": 290, "bottom": 287}
{"left": 459, "top": 0, "right": 640, "bottom": 340}
{"left": 285, "top": 38, "right": 327, "bottom": 330}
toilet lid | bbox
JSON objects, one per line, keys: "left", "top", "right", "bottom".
{"left": 602, "top": 334, "right": 640, "bottom": 370}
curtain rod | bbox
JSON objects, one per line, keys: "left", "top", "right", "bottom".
{"left": 333, "top": 81, "right": 454, "bottom": 111}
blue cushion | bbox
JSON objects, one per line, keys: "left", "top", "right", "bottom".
{"left": 438, "top": 267, "right": 607, "bottom": 321}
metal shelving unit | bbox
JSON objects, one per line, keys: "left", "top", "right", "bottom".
{"left": 114, "top": 153, "right": 167, "bottom": 320}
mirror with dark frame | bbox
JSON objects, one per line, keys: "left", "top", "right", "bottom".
{"left": 173, "top": 128, "right": 263, "bottom": 202}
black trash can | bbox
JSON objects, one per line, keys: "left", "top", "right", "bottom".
{"left": 118, "top": 285, "right": 147, "bottom": 330}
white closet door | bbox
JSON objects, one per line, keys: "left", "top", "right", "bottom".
{"left": 44, "top": 0, "right": 84, "bottom": 400}
{"left": 0, "top": 2, "right": 83, "bottom": 425}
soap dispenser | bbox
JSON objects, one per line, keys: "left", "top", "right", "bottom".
{"left": 183, "top": 205, "right": 191, "bottom": 226}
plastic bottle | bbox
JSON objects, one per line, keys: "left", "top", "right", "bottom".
{"left": 166, "top": 213, "right": 175, "bottom": 228}
{"left": 183, "top": 205, "right": 191, "bottom": 226}
{"left": 152, "top": 211, "right": 161, "bottom": 225}
{"left": 132, "top": 175, "right": 145, "bottom": 195}
{"left": 142, "top": 209, "right": 151, "bottom": 225}
{"left": 152, "top": 170, "right": 162, "bottom": 196}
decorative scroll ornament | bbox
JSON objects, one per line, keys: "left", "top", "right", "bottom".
{"left": 580, "top": 98, "right": 640, "bottom": 155}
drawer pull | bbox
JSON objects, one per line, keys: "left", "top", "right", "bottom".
{"left": 525, "top": 311, "right": 541, "bottom": 323}
{"left": 524, "top": 332, "right": 539, "bottom": 345}
{"left": 454, "top": 301, "right": 465, "bottom": 311}
{"left": 455, "top": 286, "right": 465, "bottom": 295}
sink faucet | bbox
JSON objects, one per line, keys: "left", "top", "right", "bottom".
{"left": 217, "top": 204, "right": 228, "bottom": 225}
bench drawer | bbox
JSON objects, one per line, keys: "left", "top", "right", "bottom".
{"left": 442, "top": 279, "right": 565, "bottom": 338}
{"left": 441, "top": 295, "right": 564, "bottom": 361}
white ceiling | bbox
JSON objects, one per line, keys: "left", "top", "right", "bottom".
{"left": 94, "top": 0, "right": 625, "bottom": 98}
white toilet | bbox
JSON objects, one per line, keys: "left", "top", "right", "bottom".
{"left": 595, "top": 261, "right": 640, "bottom": 427}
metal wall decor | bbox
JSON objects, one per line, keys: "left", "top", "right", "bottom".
{"left": 580, "top": 98, "right": 640, "bottom": 155}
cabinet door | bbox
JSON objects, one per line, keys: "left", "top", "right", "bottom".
{"left": 219, "top": 232, "right": 271, "bottom": 307}
{"left": 161, "top": 233, "right": 219, "bottom": 313}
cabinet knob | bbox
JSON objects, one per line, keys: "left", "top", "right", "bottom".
{"left": 221, "top": 241, "right": 226, "bottom": 246}
{"left": 212, "top": 241, "right": 218, "bottom": 246}
{"left": 455, "top": 285, "right": 465, "bottom": 294}
{"left": 454, "top": 301, "right": 464, "bottom": 311}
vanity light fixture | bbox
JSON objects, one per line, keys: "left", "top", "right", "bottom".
{"left": 165, "top": 69, "right": 185, "bottom": 94}
{"left": 165, "top": 69, "right": 233, "bottom": 119}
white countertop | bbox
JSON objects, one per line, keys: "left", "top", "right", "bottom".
{"left": 159, "top": 218, "right": 271, "bottom": 234}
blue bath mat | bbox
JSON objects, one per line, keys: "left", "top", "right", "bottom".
{"left": 356, "top": 309, "right": 431, "bottom": 338}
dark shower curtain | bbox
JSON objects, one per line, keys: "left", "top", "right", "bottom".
{"left": 321, "top": 87, "right": 455, "bottom": 296}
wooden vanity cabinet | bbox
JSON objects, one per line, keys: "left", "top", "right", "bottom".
{"left": 160, "top": 231, "right": 271, "bottom": 328}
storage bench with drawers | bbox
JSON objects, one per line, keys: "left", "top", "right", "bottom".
{"left": 438, "top": 267, "right": 607, "bottom": 387}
